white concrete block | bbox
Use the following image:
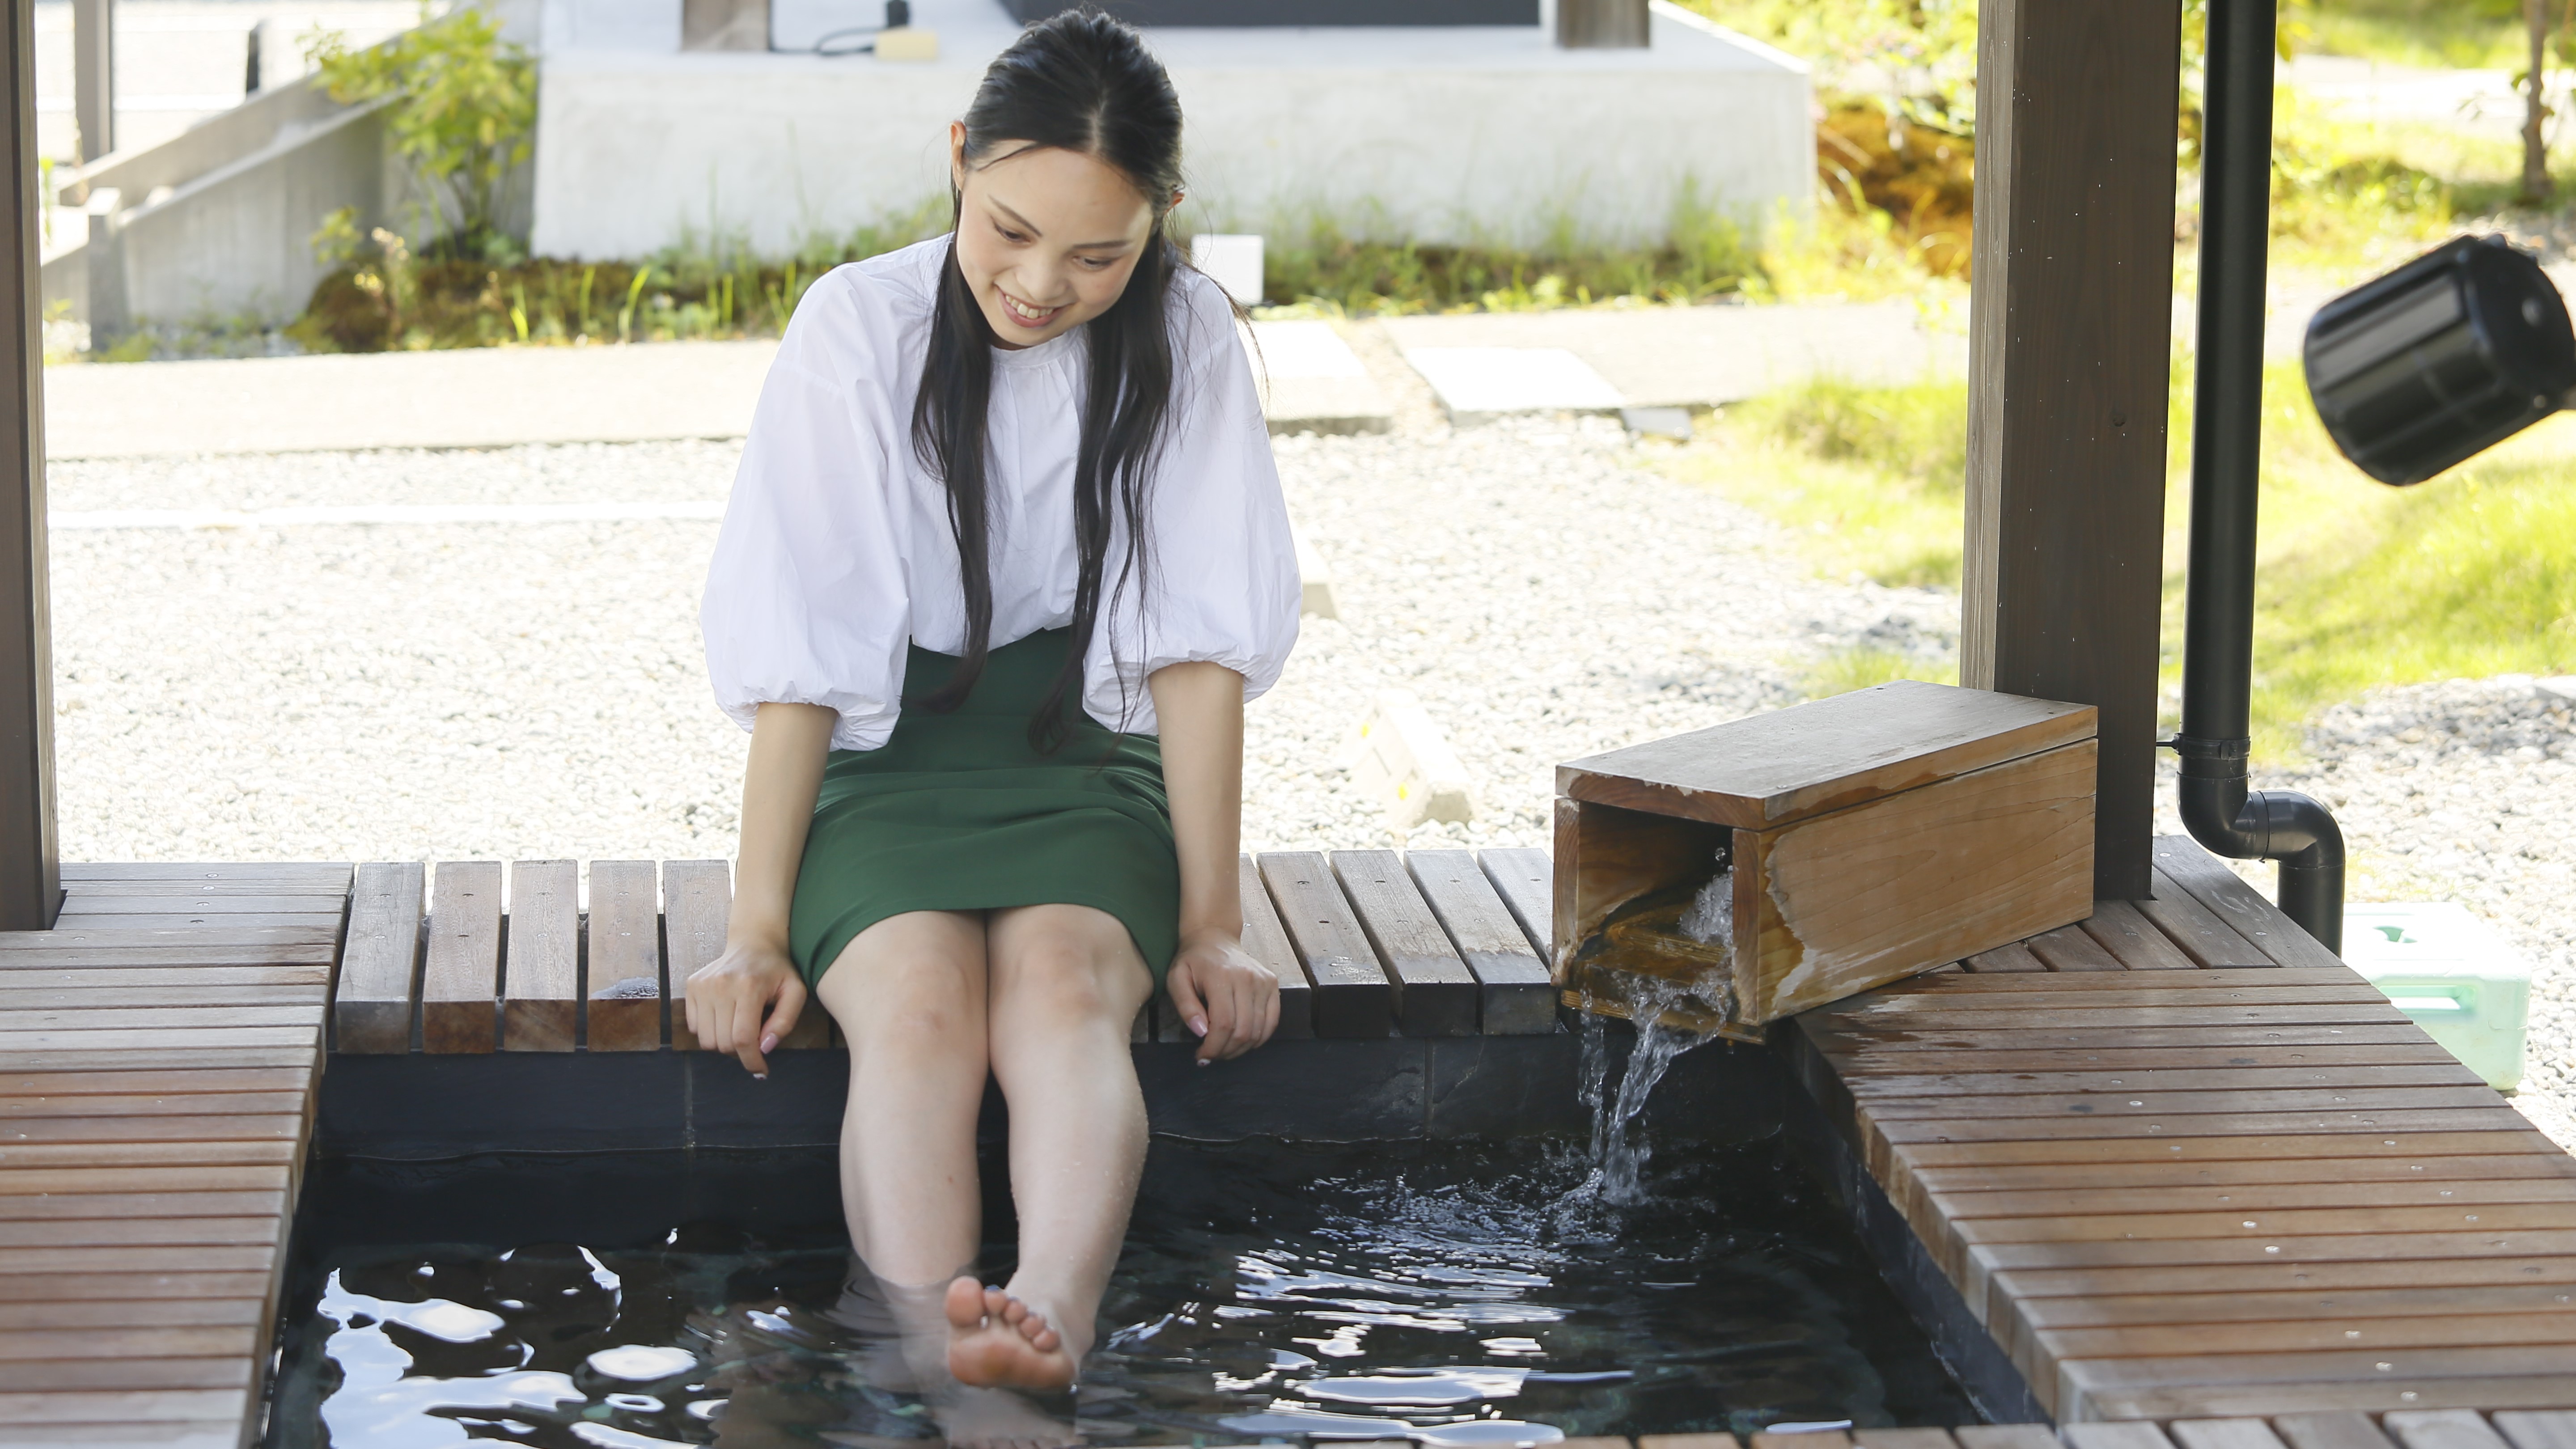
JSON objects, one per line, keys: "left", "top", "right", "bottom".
{"left": 1192, "top": 233, "right": 1264, "bottom": 305}
{"left": 1340, "top": 688, "right": 1474, "bottom": 830}
{"left": 1401, "top": 346, "right": 1627, "bottom": 421}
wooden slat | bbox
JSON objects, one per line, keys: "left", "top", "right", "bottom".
{"left": 0, "top": 927, "right": 335, "bottom": 952}
{"left": 1407, "top": 850, "right": 1555, "bottom": 1034}
{"left": 44, "top": 912, "right": 343, "bottom": 931}
{"left": 0, "top": 1271, "right": 274, "bottom": 1301}
{"left": 0, "top": 1389, "right": 252, "bottom": 1424}
{"left": 2133, "top": 886, "right": 2280, "bottom": 968}
{"left": 1966, "top": 941, "right": 2047, "bottom": 972}
{"left": 0, "top": 1325, "right": 261, "bottom": 1361}
{"left": 60, "top": 863, "right": 350, "bottom": 886}
{"left": 0, "top": 1092, "right": 309, "bottom": 1119}
{"left": 0, "top": 985, "right": 326, "bottom": 1010}
{"left": 0, "top": 1166, "right": 292, "bottom": 1196}
{"left": 0, "top": 1068, "right": 310, "bottom": 1096}
{"left": 1237, "top": 854, "right": 1312, "bottom": 1040}
{"left": 2495, "top": 1413, "right": 2576, "bottom": 1449}
{"left": 2064, "top": 1426, "right": 2173, "bottom": 1449}
{"left": 1754, "top": 1432, "right": 1850, "bottom": 1449}
{"left": 0, "top": 944, "right": 337, "bottom": 969}
{"left": 1849, "top": 1063, "right": 2487, "bottom": 1097}
{"left": 57, "top": 893, "right": 347, "bottom": 916}
{"left": 2, "top": 1006, "right": 324, "bottom": 1031}
{"left": 2084, "top": 898, "right": 2199, "bottom": 970}
{"left": 500, "top": 860, "right": 577, "bottom": 1052}
{"left": 1841, "top": 966, "right": 2367, "bottom": 994}
{"left": 2275, "top": 1415, "right": 2406, "bottom": 1449}
{"left": 2, "top": 967, "right": 325, "bottom": 991}
{"left": 2029, "top": 922, "right": 2126, "bottom": 972}
{"left": 1331, "top": 850, "right": 1478, "bottom": 1036}
{"left": 418, "top": 862, "right": 500, "bottom": 1053}
{"left": 585, "top": 860, "right": 664, "bottom": 1052}
{"left": 1477, "top": 847, "right": 1553, "bottom": 962}
{"left": 2385, "top": 1412, "right": 2519, "bottom": 1449}
{"left": 2041, "top": 1311, "right": 2576, "bottom": 1359}
{"left": 2169, "top": 1422, "right": 2288, "bottom": 1449}
{"left": 662, "top": 860, "right": 725, "bottom": 1052}
{"left": 1257, "top": 852, "right": 1391, "bottom": 1038}
{"left": 0, "top": 1191, "right": 286, "bottom": 1220}
{"left": 2155, "top": 836, "right": 2345, "bottom": 969}
{"left": 1955, "top": 1430, "right": 2059, "bottom": 1449}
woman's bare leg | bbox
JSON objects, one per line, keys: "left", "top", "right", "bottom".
{"left": 817, "top": 908, "right": 1084, "bottom": 1449}
{"left": 815, "top": 912, "right": 990, "bottom": 1350}
{"left": 943, "top": 903, "right": 1153, "bottom": 1390}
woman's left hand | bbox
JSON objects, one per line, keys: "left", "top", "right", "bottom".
{"left": 1164, "top": 928, "right": 1280, "bottom": 1064}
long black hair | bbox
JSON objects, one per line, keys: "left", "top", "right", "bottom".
{"left": 911, "top": 8, "right": 1188, "bottom": 751}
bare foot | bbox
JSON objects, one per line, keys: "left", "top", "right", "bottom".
{"left": 943, "top": 1276, "right": 1077, "bottom": 1391}
{"left": 931, "top": 1384, "right": 1080, "bottom": 1449}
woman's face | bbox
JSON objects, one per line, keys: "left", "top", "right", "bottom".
{"left": 950, "top": 126, "right": 1165, "bottom": 349}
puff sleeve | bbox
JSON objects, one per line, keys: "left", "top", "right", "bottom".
{"left": 700, "top": 269, "right": 917, "bottom": 752}
{"left": 1084, "top": 276, "right": 1302, "bottom": 734}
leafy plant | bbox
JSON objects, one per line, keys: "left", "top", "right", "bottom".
{"left": 308, "top": 4, "right": 536, "bottom": 260}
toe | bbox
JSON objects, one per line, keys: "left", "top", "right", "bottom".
{"left": 945, "top": 1276, "right": 987, "bottom": 1330}
{"left": 1000, "top": 1296, "right": 1030, "bottom": 1326}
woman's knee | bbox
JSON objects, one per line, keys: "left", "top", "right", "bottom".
{"left": 819, "top": 911, "right": 988, "bottom": 1051}
{"left": 989, "top": 906, "right": 1150, "bottom": 1024}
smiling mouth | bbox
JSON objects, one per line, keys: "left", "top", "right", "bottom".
{"left": 998, "top": 291, "right": 1065, "bottom": 328}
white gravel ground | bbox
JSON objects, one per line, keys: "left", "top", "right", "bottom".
{"left": 44, "top": 388, "right": 2574, "bottom": 1152}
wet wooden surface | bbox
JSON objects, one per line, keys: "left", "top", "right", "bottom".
{"left": 0, "top": 861, "right": 344, "bottom": 1446}
{"left": 1789, "top": 835, "right": 2576, "bottom": 1422}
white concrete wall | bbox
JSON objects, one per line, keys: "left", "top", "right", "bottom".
{"left": 529, "top": 0, "right": 1811, "bottom": 258}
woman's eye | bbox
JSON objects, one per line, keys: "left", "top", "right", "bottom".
{"left": 1079, "top": 256, "right": 1113, "bottom": 270}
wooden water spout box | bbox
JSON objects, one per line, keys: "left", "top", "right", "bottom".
{"left": 1554, "top": 681, "right": 2097, "bottom": 1030}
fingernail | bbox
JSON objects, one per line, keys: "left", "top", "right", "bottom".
{"left": 1196, "top": 1058, "right": 1210, "bottom": 1069}
{"left": 1190, "top": 1015, "right": 1208, "bottom": 1037}
{"left": 753, "top": 1072, "right": 768, "bottom": 1081}
{"left": 761, "top": 1033, "right": 779, "bottom": 1054}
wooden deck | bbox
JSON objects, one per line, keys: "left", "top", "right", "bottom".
{"left": 0, "top": 861, "right": 345, "bottom": 1449}
{"left": 1785, "top": 838, "right": 2576, "bottom": 1423}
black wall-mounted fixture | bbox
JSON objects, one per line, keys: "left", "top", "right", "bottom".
{"left": 2305, "top": 234, "right": 2576, "bottom": 487}
{"left": 2174, "top": 0, "right": 2346, "bottom": 955}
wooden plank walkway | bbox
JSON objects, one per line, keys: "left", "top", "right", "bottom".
{"left": 1787, "top": 836, "right": 2576, "bottom": 1424}
{"left": 0, "top": 861, "right": 347, "bottom": 1449}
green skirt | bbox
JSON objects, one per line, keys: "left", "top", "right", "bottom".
{"left": 788, "top": 628, "right": 1178, "bottom": 991}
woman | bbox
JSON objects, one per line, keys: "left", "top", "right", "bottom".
{"left": 686, "top": 8, "right": 1298, "bottom": 1439}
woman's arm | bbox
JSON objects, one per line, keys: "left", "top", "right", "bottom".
{"left": 688, "top": 700, "right": 836, "bottom": 1077}
{"left": 1150, "top": 660, "right": 1279, "bottom": 1063}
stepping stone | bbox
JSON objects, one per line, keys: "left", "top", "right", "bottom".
{"left": 1246, "top": 320, "right": 1391, "bottom": 436}
{"left": 1398, "top": 345, "right": 1626, "bottom": 423}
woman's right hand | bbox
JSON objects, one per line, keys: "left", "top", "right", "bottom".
{"left": 686, "top": 938, "right": 809, "bottom": 1079}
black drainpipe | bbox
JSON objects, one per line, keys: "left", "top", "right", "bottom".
{"left": 2170, "top": 0, "right": 2347, "bottom": 956}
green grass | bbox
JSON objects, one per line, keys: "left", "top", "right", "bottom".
{"left": 1800, "top": 646, "right": 1961, "bottom": 699}
{"left": 1672, "top": 356, "right": 2576, "bottom": 762}
{"left": 2302, "top": 0, "right": 2527, "bottom": 69}
{"left": 1669, "top": 374, "right": 1970, "bottom": 589}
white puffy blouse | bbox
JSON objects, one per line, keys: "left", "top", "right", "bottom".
{"left": 701, "top": 237, "right": 1301, "bottom": 751}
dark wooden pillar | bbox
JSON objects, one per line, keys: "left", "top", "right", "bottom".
{"left": 1, "top": 0, "right": 60, "bottom": 930}
{"left": 1961, "top": 0, "right": 2182, "bottom": 902}
{"left": 73, "top": 0, "right": 114, "bottom": 162}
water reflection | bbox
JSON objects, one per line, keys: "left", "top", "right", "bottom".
{"left": 272, "top": 1140, "right": 1973, "bottom": 1446}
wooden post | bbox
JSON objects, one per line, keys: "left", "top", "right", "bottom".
{"left": 73, "top": 0, "right": 114, "bottom": 163}
{"left": 0, "top": 0, "right": 59, "bottom": 931}
{"left": 1960, "top": 0, "right": 2182, "bottom": 902}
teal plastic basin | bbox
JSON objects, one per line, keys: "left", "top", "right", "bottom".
{"left": 2341, "top": 902, "right": 2531, "bottom": 1093}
